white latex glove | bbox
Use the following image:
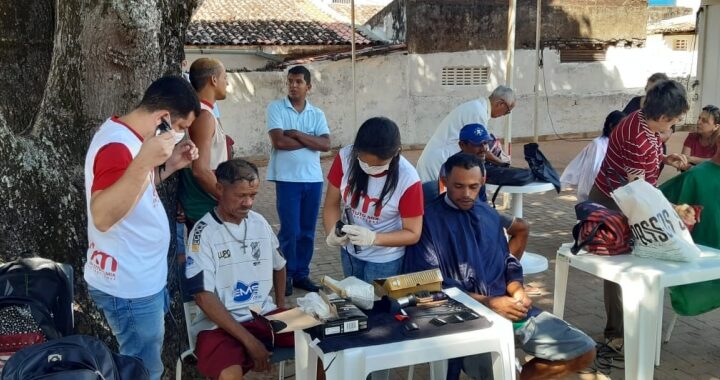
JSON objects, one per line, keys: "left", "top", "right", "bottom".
{"left": 325, "top": 232, "right": 349, "bottom": 247}
{"left": 341, "top": 225, "right": 377, "bottom": 247}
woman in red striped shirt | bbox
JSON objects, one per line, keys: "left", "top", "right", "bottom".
{"left": 588, "top": 79, "right": 690, "bottom": 350}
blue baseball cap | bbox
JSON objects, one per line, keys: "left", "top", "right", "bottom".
{"left": 459, "top": 123, "right": 493, "bottom": 145}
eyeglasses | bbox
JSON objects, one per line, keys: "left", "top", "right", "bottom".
{"left": 499, "top": 100, "right": 513, "bottom": 116}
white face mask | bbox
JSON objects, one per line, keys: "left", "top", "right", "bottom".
{"left": 358, "top": 159, "right": 390, "bottom": 175}
{"left": 172, "top": 130, "right": 185, "bottom": 144}
{"left": 156, "top": 116, "right": 185, "bottom": 144}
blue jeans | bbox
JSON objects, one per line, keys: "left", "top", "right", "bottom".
{"left": 340, "top": 249, "right": 403, "bottom": 283}
{"left": 89, "top": 287, "right": 168, "bottom": 380}
{"left": 275, "top": 181, "right": 323, "bottom": 280}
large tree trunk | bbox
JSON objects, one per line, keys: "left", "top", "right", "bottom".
{"left": 0, "top": 0, "right": 199, "bottom": 377}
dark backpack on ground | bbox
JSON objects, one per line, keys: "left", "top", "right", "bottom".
{"left": 0, "top": 258, "right": 74, "bottom": 367}
{"left": 571, "top": 201, "right": 632, "bottom": 256}
{"left": 1, "top": 335, "right": 149, "bottom": 380}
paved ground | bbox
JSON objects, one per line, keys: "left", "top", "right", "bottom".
{"left": 242, "top": 132, "right": 720, "bottom": 380}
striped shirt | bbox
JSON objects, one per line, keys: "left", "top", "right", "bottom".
{"left": 595, "top": 110, "right": 663, "bottom": 196}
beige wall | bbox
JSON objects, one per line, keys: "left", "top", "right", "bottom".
{"left": 217, "top": 44, "right": 697, "bottom": 158}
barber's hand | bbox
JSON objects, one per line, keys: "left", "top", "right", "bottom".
{"left": 665, "top": 153, "right": 689, "bottom": 171}
{"left": 674, "top": 204, "right": 697, "bottom": 226}
{"left": 341, "top": 225, "right": 377, "bottom": 247}
{"left": 326, "top": 232, "right": 349, "bottom": 247}
{"left": 137, "top": 132, "right": 175, "bottom": 168}
{"left": 487, "top": 296, "right": 529, "bottom": 321}
{"left": 165, "top": 140, "right": 199, "bottom": 172}
{"left": 245, "top": 336, "right": 271, "bottom": 372}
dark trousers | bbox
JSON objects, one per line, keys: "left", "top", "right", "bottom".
{"left": 275, "top": 181, "right": 323, "bottom": 280}
{"left": 588, "top": 184, "right": 624, "bottom": 339}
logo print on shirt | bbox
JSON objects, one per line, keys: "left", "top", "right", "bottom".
{"left": 233, "top": 281, "right": 259, "bottom": 303}
{"left": 191, "top": 221, "right": 208, "bottom": 252}
{"left": 218, "top": 249, "right": 231, "bottom": 259}
{"left": 89, "top": 250, "right": 118, "bottom": 280}
{"left": 342, "top": 187, "right": 383, "bottom": 219}
{"left": 186, "top": 256, "right": 194, "bottom": 268}
{"left": 251, "top": 242, "right": 261, "bottom": 266}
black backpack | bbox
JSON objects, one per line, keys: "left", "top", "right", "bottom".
{"left": 523, "top": 143, "right": 561, "bottom": 193}
{"left": 1, "top": 335, "right": 148, "bottom": 380}
{"left": 0, "top": 258, "right": 74, "bottom": 360}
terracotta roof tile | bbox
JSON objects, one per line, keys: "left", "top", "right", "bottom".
{"left": 187, "top": 0, "right": 376, "bottom": 46}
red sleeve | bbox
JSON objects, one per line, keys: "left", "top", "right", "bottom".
{"left": 399, "top": 181, "right": 424, "bottom": 217}
{"left": 327, "top": 153, "right": 344, "bottom": 188}
{"left": 91, "top": 143, "right": 133, "bottom": 193}
{"left": 682, "top": 134, "right": 695, "bottom": 149}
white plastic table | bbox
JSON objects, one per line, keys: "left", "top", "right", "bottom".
{"left": 485, "top": 182, "right": 555, "bottom": 274}
{"left": 553, "top": 243, "right": 720, "bottom": 380}
{"left": 294, "top": 287, "right": 516, "bottom": 380}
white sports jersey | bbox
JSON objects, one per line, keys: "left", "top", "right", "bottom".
{"left": 84, "top": 117, "right": 169, "bottom": 299}
{"left": 185, "top": 210, "right": 286, "bottom": 337}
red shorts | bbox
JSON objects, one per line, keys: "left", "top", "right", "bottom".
{"left": 195, "top": 309, "right": 294, "bottom": 379}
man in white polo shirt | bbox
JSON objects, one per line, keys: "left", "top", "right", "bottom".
{"left": 416, "top": 85, "right": 516, "bottom": 184}
{"left": 84, "top": 76, "right": 200, "bottom": 380}
{"left": 266, "top": 65, "right": 331, "bottom": 295}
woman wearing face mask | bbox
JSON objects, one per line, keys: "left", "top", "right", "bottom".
{"left": 322, "top": 117, "right": 424, "bottom": 283}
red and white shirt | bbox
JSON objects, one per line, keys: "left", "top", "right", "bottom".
{"left": 595, "top": 111, "right": 663, "bottom": 197}
{"left": 83, "top": 117, "right": 169, "bottom": 299}
{"left": 328, "top": 145, "right": 424, "bottom": 263}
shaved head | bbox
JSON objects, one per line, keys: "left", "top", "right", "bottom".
{"left": 189, "top": 58, "right": 224, "bottom": 91}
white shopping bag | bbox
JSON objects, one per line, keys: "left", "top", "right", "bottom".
{"left": 611, "top": 179, "right": 700, "bottom": 262}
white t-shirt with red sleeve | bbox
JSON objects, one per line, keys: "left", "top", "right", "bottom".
{"left": 327, "top": 145, "right": 424, "bottom": 263}
{"left": 83, "top": 117, "right": 170, "bottom": 299}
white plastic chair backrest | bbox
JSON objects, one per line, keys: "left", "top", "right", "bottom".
{"left": 183, "top": 300, "right": 199, "bottom": 350}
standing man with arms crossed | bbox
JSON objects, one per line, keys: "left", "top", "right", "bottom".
{"left": 84, "top": 76, "right": 200, "bottom": 380}
{"left": 266, "top": 66, "right": 330, "bottom": 295}
{"left": 180, "top": 58, "right": 232, "bottom": 228}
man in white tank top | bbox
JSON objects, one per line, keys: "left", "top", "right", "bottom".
{"left": 179, "top": 58, "right": 232, "bottom": 226}
{"left": 84, "top": 76, "right": 200, "bottom": 380}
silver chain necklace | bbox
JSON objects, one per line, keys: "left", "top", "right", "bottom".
{"left": 216, "top": 208, "right": 248, "bottom": 255}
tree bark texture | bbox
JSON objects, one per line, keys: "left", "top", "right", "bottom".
{"left": 0, "top": 0, "right": 199, "bottom": 377}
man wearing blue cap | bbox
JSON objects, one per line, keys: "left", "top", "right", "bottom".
{"left": 424, "top": 123, "right": 529, "bottom": 260}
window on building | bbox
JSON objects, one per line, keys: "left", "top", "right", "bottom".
{"left": 559, "top": 49, "right": 607, "bottom": 63}
{"left": 441, "top": 66, "right": 490, "bottom": 86}
{"left": 673, "top": 39, "right": 688, "bottom": 51}
{"left": 331, "top": 0, "right": 352, "bottom": 3}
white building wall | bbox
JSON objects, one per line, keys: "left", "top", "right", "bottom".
{"left": 218, "top": 43, "right": 697, "bottom": 158}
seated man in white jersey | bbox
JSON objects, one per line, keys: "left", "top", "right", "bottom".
{"left": 185, "top": 159, "right": 322, "bottom": 380}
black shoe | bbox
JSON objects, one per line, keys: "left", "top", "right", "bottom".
{"left": 294, "top": 277, "right": 320, "bottom": 292}
{"left": 285, "top": 277, "right": 293, "bottom": 297}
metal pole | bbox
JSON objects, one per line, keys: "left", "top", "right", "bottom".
{"left": 504, "top": 0, "right": 516, "bottom": 153}
{"left": 351, "top": 0, "right": 357, "bottom": 130}
{"left": 532, "top": 0, "right": 541, "bottom": 143}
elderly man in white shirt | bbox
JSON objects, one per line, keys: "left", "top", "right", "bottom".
{"left": 416, "top": 86, "right": 516, "bottom": 184}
